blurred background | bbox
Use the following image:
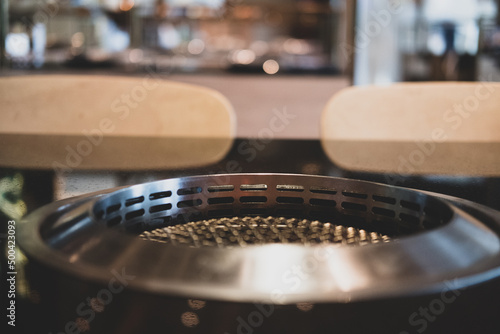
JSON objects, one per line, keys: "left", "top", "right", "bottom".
{"left": 2, "top": 0, "right": 500, "bottom": 80}
{"left": 2, "top": 0, "right": 500, "bottom": 201}
{"left": 1, "top": 0, "right": 345, "bottom": 74}
{"left": 2, "top": 0, "right": 500, "bottom": 137}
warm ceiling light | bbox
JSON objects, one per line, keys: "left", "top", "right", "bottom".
{"left": 232, "top": 49, "right": 256, "bottom": 65}
{"left": 263, "top": 59, "right": 279, "bottom": 75}
{"left": 120, "top": 0, "right": 134, "bottom": 11}
{"left": 187, "top": 39, "right": 205, "bottom": 55}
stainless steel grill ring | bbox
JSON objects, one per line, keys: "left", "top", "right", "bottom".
{"left": 19, "top": 173, "right": 500, "bottom": 303}
{"left": 17, "top": 174, "right": 500, "bottom": 334}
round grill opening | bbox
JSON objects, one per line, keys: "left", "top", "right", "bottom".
{"left": 92, "top": 174, "right": 452, "bottom": 247}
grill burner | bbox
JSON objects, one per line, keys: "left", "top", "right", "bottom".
{"left": 140, "top": 216, "right": 391, "bottom": 247}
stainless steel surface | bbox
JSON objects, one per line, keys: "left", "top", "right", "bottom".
{"left": 18, "top": 173, "right": 500, "bottom": 305}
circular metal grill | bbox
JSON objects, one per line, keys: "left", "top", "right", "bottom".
{"left": 17, "top": 173, "right": 500, "bottom": 334}
{"left": 19, "top": 173, "right": 500, "bottom": 307}
{"left": 140, "top": 216, "right": 391, "bottom": 247}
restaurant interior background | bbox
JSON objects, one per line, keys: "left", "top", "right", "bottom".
{"left": 2, "top": 0, "right": 500, "bottom": 137}
{"left": 2, "top": 0, "right": 500, "bottom": 204}
{"left": 3, "top": 0, "right": 500, "bottom": 80}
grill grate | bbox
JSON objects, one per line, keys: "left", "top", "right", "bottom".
{"left": 92, "top": 174, "right": 452, "bottom": 245}
{"left": 139, "top": 216, "right": 391, "bottom": 248}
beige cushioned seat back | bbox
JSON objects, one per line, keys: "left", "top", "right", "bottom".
{"left": 0, "top": 75, "right": 235, "bottom": 170}
{"left": 321, "top": 82, "right": 500, "bottom": 176}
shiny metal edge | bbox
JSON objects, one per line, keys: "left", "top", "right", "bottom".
{"left": 17, "top": 173, "right": 500, "bottom": 304}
